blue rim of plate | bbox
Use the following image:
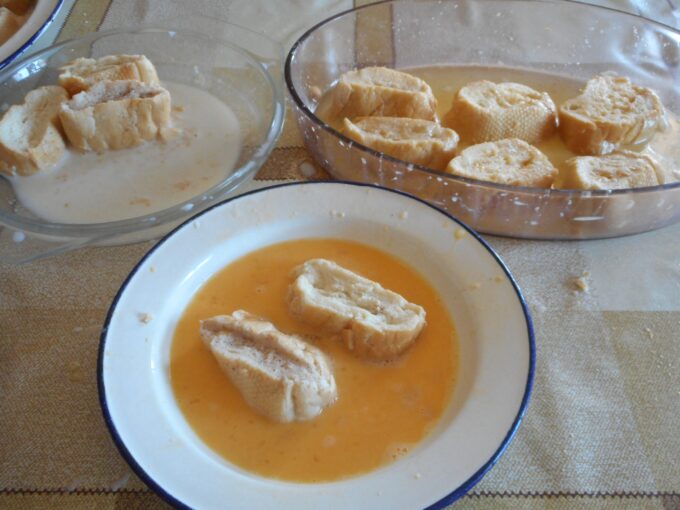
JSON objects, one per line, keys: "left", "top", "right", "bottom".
{"left": 98, "top": 181, "right": 536, "bottom": 510}
{"left": 0, "top": 0, "right": 64, "bottom": 70}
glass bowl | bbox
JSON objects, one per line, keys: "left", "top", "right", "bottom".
{"left": 0, "top": 26, "right": 285, "bottom": 263}
{"left": 285, "top": 0, "right": 680, "bottom": 240}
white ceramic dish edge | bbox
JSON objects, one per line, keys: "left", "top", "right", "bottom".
{"left": 98, "top": 181, "right": 536, "bottom": 510}
{"left": 0, "top": 0, "right": 63, "bottom": 69}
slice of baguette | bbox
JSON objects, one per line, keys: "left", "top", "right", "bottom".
{"left": 342, "top": 116, "right": 459, "bottom": 171}
{"left": 200, "top": 310, "right": 338, "bottom": 423}
{"left": 446, "top": 138, "right": 557, "bottom": 188}
{"left": 0, "top": 6, "right": 20, "bottom": 45}
{"left": 558, "top": 75, "right": 665, "bottom": 155}
{"left": 288, "top": 259, "right": 426, "bottom": 361}
{"left": 0, "top": 86, "right": 67, "bottom": 176}
{"left": 59, "top": 80, "right": 171, "bottom": 152}
{"left": 58, "top": 55, "right": 160, "bottom": 96}
{"left": 559, "top": 151, "right": 664, "bottom": 190}
{"left": 443, "top": 81, "right": 557, "bottom": 145}
{"left": 316, "top": 66, "right": 437, "bottom": 122}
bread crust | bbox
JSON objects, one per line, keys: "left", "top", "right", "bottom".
{"left": 58, "top": 55, "right": 160, "bottom": 96}
{"left": 317, "top": 66, "right": 437, "bottom": 122}
{"left": 288, "top": 259, "right": 426, "bottom": 361}
{"left": 558, "top": 75, "right": 665, "bottom": 155}
{"left": 0, "top": 85, "right": 67, "bottom": 176}
{"left": 446, "top": 138, "right": 557, "bottom": 188}
{"left": 59, "top": 80, "right": 171, "bottom": 152}
{"left": 342, "top": 116, "right": 459, "bottom": 171}
{"left": 200, "top": 310, "right": 338, "bottom": 423}
{"left": 560, "top": 151, "right": 664, "bottom": 190}
{"left": 443, "top": 81, "right": 557, "bottom": 145}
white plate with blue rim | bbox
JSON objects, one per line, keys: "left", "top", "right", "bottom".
{"left": 0, "top": 0, "right": 63, "bottom": 70}
{"left": 99, "top": 181, "right": 534, "bottom": 509}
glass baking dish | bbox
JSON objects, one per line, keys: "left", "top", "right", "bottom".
{"left": 285, "top": 0, "right": 680, "bottom": 239}
{"left": 0, "top": 26, "right": 285, "bottom": 263}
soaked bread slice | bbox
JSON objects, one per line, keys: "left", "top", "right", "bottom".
{"left": 0, "top": 86, "right": 67, "bottom": 176}
{"left": 558, "top": 75, "right": 665, "bottom": 155}
{"left": 288, "top": 259, "right": 426, "bottom": 361}
{"left": 59, "top": 80, "right": 171, "bottom": 152}
{"left": 0, "top": 6, "right": 20, "bottom": 45}
{"left": 58, "top": 55, "right": 160, "bottom": 96}
{"left": 443, "top": 81, "right": 557, "bottom": 145}
{"left": 200, "top": 310, "right": 338, "bottom": 423}
{"left": 559, "top": 151, "right": 664, "bottom": 190}
{"left": 446, "top": 138, "right": 557, "bottom": 188}
{"left": 342, "top": 116, "right": 459, "bottom": 171}
{"left": 317, "top": 66, "right": 437, "bottom": 122}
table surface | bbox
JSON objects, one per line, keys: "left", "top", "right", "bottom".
{"left": 1, "top": 1, "right": 679, "bottom": 509}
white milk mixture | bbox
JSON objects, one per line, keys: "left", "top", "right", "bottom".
{"left": 10, "top": 82, "right": 241, "bottom": 224}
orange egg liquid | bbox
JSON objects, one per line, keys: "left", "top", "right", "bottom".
{"left": 170, "top": 238, "right": 457, "bottom": 482}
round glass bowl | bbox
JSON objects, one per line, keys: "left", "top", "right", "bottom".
{"left": 0, "top": 27, "right": 285, "bottom": 263}
{"left": 285, "top": 0, "right": 680, "bottom": 239}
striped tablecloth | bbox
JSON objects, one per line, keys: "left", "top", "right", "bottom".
{"left": 1, "top": 1, "right": 679, "bottom": 509}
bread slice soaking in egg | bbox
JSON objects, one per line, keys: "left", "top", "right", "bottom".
{"left": 200, "top": 310, "right": 338, "bottom": 423}
{"left": 288, "top": 258, "right": 427, "bottom": 361}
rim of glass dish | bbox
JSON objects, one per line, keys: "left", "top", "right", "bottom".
{"left": 97, "top": 181, "right": 535, "bottom": 510}
{"left": 284, "top": 0, "right": 680, "bottom": 199}
{"left": 0, "top": 26, "right": 285, "bottom": 238}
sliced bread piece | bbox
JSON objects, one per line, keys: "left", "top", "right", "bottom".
{"left": 558, "top": 75, "right": 665, "bottom": 155}
{"left": 316, "top": 66, "right": 437, "bottom": 122}
{"left": 559, "top": 151, "right": 664, "bottom": 190}
{"left": 342, "top": 116, "right": 459, "bottom": 171}
{"left": 443, "top": 80, "right": 557, "bottom": 145}
{"left": 59, "top": 80, "right": 171, "bottom": 152}
{"left": 200, "top": 310, "right": 338, "bottom": 423}
{"left": 58, "top": 54, "right": 160, "bottom": 96}
{"left": 0, "top": 85, "right": 67, "bottom": 176}
{"left": 446, "top": 138, "right": 557, "bottom": 188}
{"left": 288, "top": 259, "right": 426, "bottom": 361}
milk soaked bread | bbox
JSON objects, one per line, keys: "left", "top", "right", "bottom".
{"left": 59, "top": 80, "right": 171, "bottom": 152}
{"left": 317, "top": 66, "right": 437, "bottom": 122}
{"left": 200, "top": 310, "right": 338, "bottom": 423}
{"left": 446, "top": 138, "right": 557, "bottom": 188}
{"left": 558, "top": 75, "right": 665, "bottom": 155}
{"left": 288, "top": 259, "right": 427, "bottom": 361}
{"left": 443, "top": 81, "right": 557, "bottom": 145}
{"left": 342, "top": 116, "right": 459, "bottom": 171}
{"left": 0, "top": 86, "right": 68, "bottom": 176}
{"left": 560, "top": 151, "right": 665, "bottom": 190}
{"left": 0, "top": 6, "right": 20, "bottom": 45}
{"left": 58, "top": 55, "right": 160, "bottom": 96}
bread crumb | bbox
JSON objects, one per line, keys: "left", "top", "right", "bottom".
{"left": 330, "top": 209, "right": 346, "bottom": 218}
{"left": 413, "top": 472, "right": 422, "bottom": 480}
{"left": 643, "top": 327, "right": 654, "bottom": 340}
{"left": 172, "top": 105, "right": 185, "bottom": 113}
{"left": 309, "top": 85, "right": 322, "bottom": 100}
{"left": 494, "top": 275, "right": 504, "bottom": 283}
{"left": 454, "top": 228, "right": 466, "bottom": 240}
{"left": 149, "top": 266, "right": 156, "bottom": 273}
{"left": 572, "top": 272, "right": 590, "bottom": 292}
{"left": 399, "top": 210, "right": 408, "bottom": 220}
{"left": 469, "top": 282, "right": 481, "bottom": 290}
{"left": 138, "top": 312, "right": 153, "bottom": 324}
